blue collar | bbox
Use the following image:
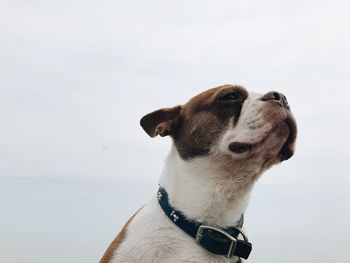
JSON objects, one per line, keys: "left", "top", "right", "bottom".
{"left": 157, "top": 187, "right": 252, "bottom": 261}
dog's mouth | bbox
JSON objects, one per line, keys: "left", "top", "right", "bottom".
{"left": 228, "top": 142, "right": 252, "bottom": 154}
{"left": 229, "top": 115, "right": 297, "bottom": 162}
{"left": 278, "top": 115, "right": 297, "bottom": 161}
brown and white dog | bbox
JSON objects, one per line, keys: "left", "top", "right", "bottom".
{"left": 100, "top": 84, "right": 297, "bottom": 263}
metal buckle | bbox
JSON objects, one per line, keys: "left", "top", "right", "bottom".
{"left": 196, "top": 225, "right": 238, "bottom": 258}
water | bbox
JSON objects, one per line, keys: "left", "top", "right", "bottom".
{"left": 0, "top": 172, "right": 349, "bottom": 263}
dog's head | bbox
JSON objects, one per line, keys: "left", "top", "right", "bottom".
{"left": 141, "top": 85, "right": 297, "bottom": 178}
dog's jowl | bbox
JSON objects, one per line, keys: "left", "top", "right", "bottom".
{"left": 100, "top": 84, "right": 297, "bottom": 263}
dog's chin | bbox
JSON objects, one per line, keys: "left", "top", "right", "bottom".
{"left": 229, "top": 117, "right": 297, "bottom": 162}
{"left": 278, "top": 117, "right": 297, "bottom": 162}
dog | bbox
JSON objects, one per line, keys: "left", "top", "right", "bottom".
{"left": 100, "top": 84, "right": 297, "bottom": 263}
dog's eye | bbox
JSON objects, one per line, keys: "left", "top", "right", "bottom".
{"left": 218, "top": 92, "right": 239, "bottom": 102}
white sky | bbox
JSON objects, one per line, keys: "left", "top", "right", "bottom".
{"left": 0, "top": 0, "right": 349, "bottom": 180}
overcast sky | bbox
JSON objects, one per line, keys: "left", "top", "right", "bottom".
{"left": 0, "top": 0, "right": 349, "bottom": 181}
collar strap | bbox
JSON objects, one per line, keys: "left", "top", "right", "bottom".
{"left": 157, "top": 187, "right": 252, "bottom": 260}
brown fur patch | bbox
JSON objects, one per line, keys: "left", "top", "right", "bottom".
{"left": 99, "top": 208, "right": 142, "bottom": 263}
{"left": 173, "top": 85, "right": 248, "bottom": 159}
{"left": 140, "top": 84, "right": 249, "bottom": 160}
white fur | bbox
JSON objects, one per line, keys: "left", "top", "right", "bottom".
{"left": 110, "top": 146, "right": 252, "bottom": 263}
{"left": 220, "top": 93, "right": 287, "bottom": 150}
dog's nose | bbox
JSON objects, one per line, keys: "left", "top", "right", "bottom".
{"left": 261, "top": 91, "right": 290, "bottom": 110}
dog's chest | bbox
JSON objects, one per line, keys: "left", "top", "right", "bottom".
{"left": 110, "top": 198, "right": 244, "bottom": 263}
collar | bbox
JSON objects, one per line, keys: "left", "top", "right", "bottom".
{"left": 157, "top": 187, "right": 252, "bottom": 261}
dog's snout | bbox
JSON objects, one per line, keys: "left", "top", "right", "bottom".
{"left": 261, "top": 91, "right": 290, "bottom": 110}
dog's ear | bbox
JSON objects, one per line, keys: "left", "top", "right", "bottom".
{"left": 140, "top": 106, "right": 182, "bottom": 138}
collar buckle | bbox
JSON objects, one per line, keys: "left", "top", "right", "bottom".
{"left": 196, "top": 225, "right": 237, "bottom": 258}
{"left": 196, "top": 225, "right": 248, "bottom": 259}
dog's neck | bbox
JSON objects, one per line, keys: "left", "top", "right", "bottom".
{"left": 159, "top": 145, "right": 257, "bottom": 228}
